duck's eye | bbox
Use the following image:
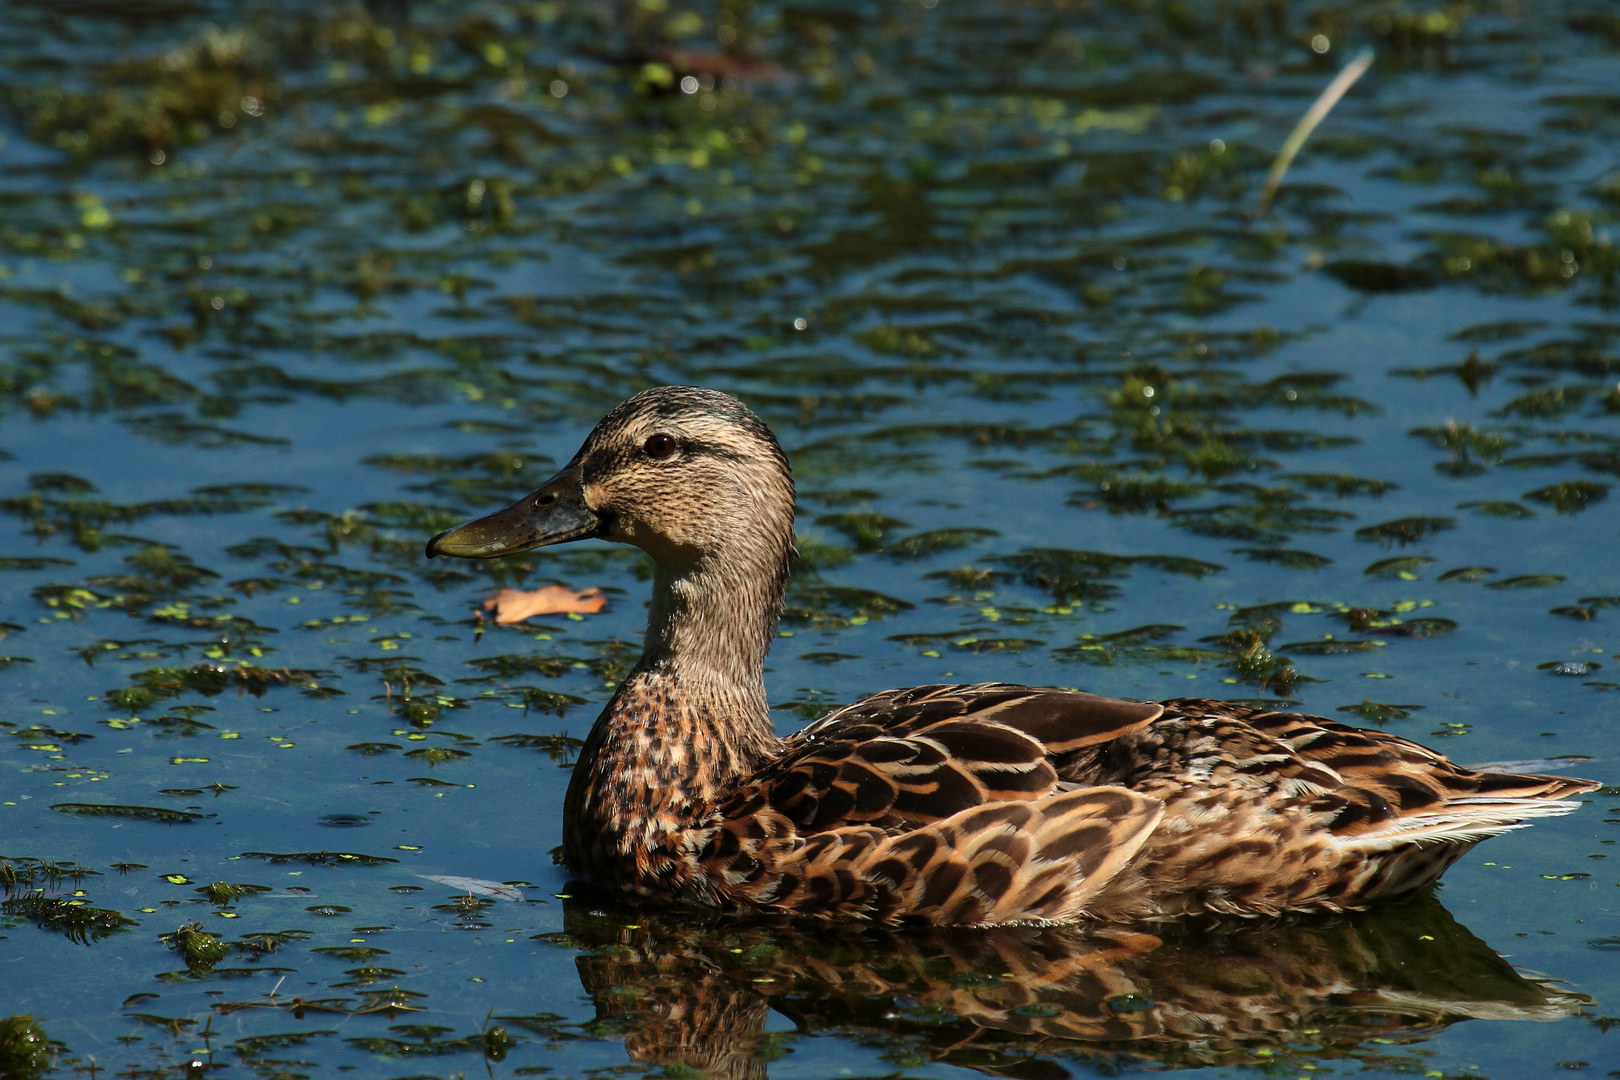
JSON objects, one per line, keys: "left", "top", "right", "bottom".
{"left": 642, "top": 433, "right": 679, "bottom": 460}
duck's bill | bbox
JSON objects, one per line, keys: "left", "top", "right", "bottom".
{"left": 424, "top": 468, "right": 600, "bottom": 560}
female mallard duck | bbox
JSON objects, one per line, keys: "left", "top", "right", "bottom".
{"left": 426, "top": 386, "right": 1597, "bottom": 925}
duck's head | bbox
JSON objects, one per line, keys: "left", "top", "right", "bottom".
{"left": 425, "top": 385, "right": 795, "bottom": 574}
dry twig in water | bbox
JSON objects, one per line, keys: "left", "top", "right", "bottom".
{"left": 1255, "top": 47, "right": 1375, "bottom": 217}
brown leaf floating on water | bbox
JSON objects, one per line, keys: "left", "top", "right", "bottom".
{"left": 483, "top": 585, "right": 606, "bottom": 625}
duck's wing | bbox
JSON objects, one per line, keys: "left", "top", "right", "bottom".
{"left": 738, "top": 785, "right": 1163, "bottom": 925}
{"left": 701, "top": 685, "right": 1166, "bottom": 922}
{"left": 734, "top": 683, "right": 1163, "bottom": 833}
{"left": 795, "top": 682, "right": 1164, "bottom": 751}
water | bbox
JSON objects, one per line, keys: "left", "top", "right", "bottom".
{"left": 1, "top": 1, "right": 1618, "bottom": 1076}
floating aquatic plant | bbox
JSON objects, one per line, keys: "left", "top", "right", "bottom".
{"left": 1353, "top": 517, "right": 1457, "bottom": 547}
{"left": 1524, "top": 479, "right": 1610, "bottom": 514}
{"left": 50, "top": 803, "right": 211, "bottom": 824}
{"left": 1336, "top": 701, "right": 1426, "bottom": 724}
{"left": 2, "top": 893, "right": 136, "bottom": 945}
{"left": 0, "top": 1015, "right": 52, "bottom": 1079}
{"left": 236, "top": 851, "right": 399, "bottom": 868}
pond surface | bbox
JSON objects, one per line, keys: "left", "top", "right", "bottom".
{"left": 2, "top": 0, "right": 1619, "bottom": 1076}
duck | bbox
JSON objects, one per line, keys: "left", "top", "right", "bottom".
{"left": 425, "top": 385, "right": 1597, "bottom": 926}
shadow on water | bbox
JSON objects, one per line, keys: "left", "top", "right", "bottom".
{"left": 559, "top": 890, "right": 1586, "bottom": 1078}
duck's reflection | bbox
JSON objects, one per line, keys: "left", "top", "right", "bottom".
{"left": 559, "top": 890, "right": 1586, "bottom": 1077}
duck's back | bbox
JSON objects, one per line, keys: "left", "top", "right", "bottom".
{"left": 699, "top": 684, "right": 1596, "bottom": 923}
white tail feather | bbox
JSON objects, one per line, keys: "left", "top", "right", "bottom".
{"left": 1341, "top": 798, "right": 1586, "bottom": 851}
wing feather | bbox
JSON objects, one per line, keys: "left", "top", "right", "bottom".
{"left": 771, "top": 787, "right": 1165, "bottom": 925}
{"left": 746, "top": 685, "right": 1165, "bottom": 834}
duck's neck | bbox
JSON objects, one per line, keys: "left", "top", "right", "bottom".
{"left": 642, "top": 549, "right": 783, "bottom": 716}
{"left": 563, "top": 545, "right": 788, "bottom": 882}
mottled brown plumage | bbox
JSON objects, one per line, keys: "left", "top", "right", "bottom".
{"left": 426, "top": 385, "right": 1598, "bottom": 925}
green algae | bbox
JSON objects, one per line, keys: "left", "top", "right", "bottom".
{"left": 196, "top": 881, "right": 272, "bottom": 905}
{"left": 1525, "top": 479, "right": 1611, "bottom": 513}
{"left": 1, "top": 894, "right": 136, "bottom": 945}
{"left": 1488, "top": 575, "right": 1569, "bottom": 590}
{"left": 49, "top": 803, "right": 211, "bottom": 824}
{"left": 1353, "top": 517, "right": 1458, "bottom": 547}
{"left": 0, "top": 1016, "right": 52, "bottom": 1078}
{"left": 1231, "top": 547, "right": 1335, "bottom": 570}
{"left": 1337, "top": 701, "right": 1426, "bottom": 723}
{"left": 1365, "top": 556, "right": 1435, "bottom": 580}
{"left": 236, "top": 852, "right": 398, "bottom": 868}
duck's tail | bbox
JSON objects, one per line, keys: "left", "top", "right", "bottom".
{"left": 1356, "top": 769, "right": 1597, "bottom": 846}
{"left": 1338, "top": 768, "right": 1599, "bottom": 902}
